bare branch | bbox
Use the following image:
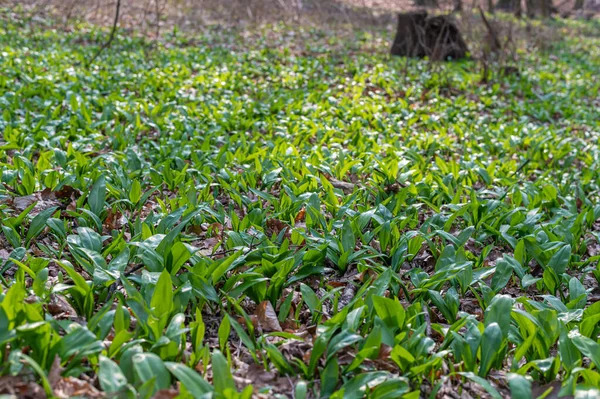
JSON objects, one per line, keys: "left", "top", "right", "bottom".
{"left": 85, "top": 0, "right": 121, "bottom": 69}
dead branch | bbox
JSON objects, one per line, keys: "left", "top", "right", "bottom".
{"left": 479, "top": 6, "right": 501, "bottom": 51}
{"left": 85, "top": 0, "right": 121, "bottom": 68}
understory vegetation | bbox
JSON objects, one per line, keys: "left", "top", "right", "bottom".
{"left": 1, "top": 9, "right": 600, "bottom": 399}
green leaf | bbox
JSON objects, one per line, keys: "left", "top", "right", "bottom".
{"left": 484, "top": 295, "right": 513, "bottom": 338}
{"left": 211, "top": 350, "right": 236, "bottom": 395}
{"left": 558, "top": 324, "right": 581, "bottom": 372}
{"left": 218, "top": 315, "right": 231, "bottom": 352}
{"left": 479, "top": 322, "right": 503, "bottom": 377}
{"left": 390, "top": 344, "right": 415, "bottom": 372}
{"left": 320, "top": 357, "right": 339, "bottom": 397}
{"left": 89, "top": 175, "right": 106, "bottom": 216}
{"left": 372, "top": 296, "right": 406, "bottom": 330}
{"left": 339, "top": 371, "right": 388, "bottom": 399}
{"left": 189, "top": 274, "right": 219, "bottom": 303}
{"left": 547, "top": 244, "right": 571, "bottom": 276}
{"left": 151, "top": 269, "right": 173, "bottom": 319}
{"left": 369, "top": 378, "right": 410, "bottom": 399}
{"left": 2, "top": 224, "right": 21, "bottom": 247}
{"left": 18, "top": 353, "right": 53, "bottom": 397}
{"left": 295, "top": 381, "right": 308, "bottom": 399}
{"left": 571, "top": 333, "right": 600, "bottom": 369}
{"left": 521, "top": 274, "right": 540, "bottom": 289}
{"left": 507, "top": 373, "right": 531, "bottom": 399}
{"left": 25, "top": 206, "right": 58, "bottom": 246}
{"left": 491, "top": 259, "right": 513, "bottom": 292}
{"left": 120, "top": 344, "right": 143, "bottom": 382}
{"left": 309, "top": 327, "right": 337, "bottom": 377}
{"left": 129, "top": 180, "right": 142, "bottom": 204}
{"left": 132, "top": 353, "right": 171, "bottom": 394}
{"left": 156, "top": 207, "right": 202, "bottom": 256}
{"left": 108, "top": 247, "right": 130, "bottom": 273}
{"left": 98, "top": 355, "right": 128, "bottom": 393}
{"left": 167, "top": 241, "right": 191, "bottom": 275}
{"left": 341, "top": 219, "right": 355, "bottom": 253}
{"left": 327, "top": 331, "right": 362, "bottom": 361}
{"left": 300, "top": 283, "right": 321, "bottom": 315}
{"left": 227, "top": 314, "right": 256, "bottom": 353}
{"left": 164, "top": 362, "right": 213, "bottom": 397}
{"left": 568, "top": 277, "right": 587, "bottom": 309}
{"left": 580, "top": 301, "right": 600, "bottom": 338}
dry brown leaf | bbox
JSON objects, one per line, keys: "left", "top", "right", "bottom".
{"left": 295, "top": 207, "right": 306, "bottom": 222}
{"left": 66, "top": 199, "right": 77, "bottom": 212}
{"left": 265, "top": 219, "right": 288, "bottom": 238}
{"left": 11, "top": 189, "right": 70, "bottom": 217}
{"left": 40, "top": 186, "right": 79, "bottom": 202}
{"left": 378, "top": 344, "right": 393, "bottom": 360}
{"left": 152, "top": 388, "right": 180, "bottom": 399}
{"left": 328, "top": 178, "right": 355, "bottom": 193}
{"left": 48, "top": 355, "right": 63, "bottom": 388}
{"left": 47, "top": 294, "right": 77, "bottom": 319}
{"left": 0, "top": 248, "right": 10, "bottom": 259}
{"left": 104, "top": 209, "right": 124, "bottom": 230}
{"left": 53, "top": 377, "right": 102, "bottom": 398}
{"left": 256, "top": 301, "right": 282, "bottom": 332}
{"left": 0, "top": 375, "right": 45, "bottom": 398}
{"left": 12, "top": 194, "right": 38, "bottom": 211}
{"left": 246, "top": 314, "right": 260, "bottom": 329}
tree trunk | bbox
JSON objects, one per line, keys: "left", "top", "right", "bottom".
{"left": 573, "top": 0, "right": 584, "bottom": 10}
{"left": 495, "top": 0, "right": 521, "bottom": 12}
{"left": 453, "top": 0, "right": 463, "bottom": 11}
{"left": 414, "top": 0, "right": 439, "bottom": 8}
{"left": 526, "top": 0, "right": 552, "bottom": 16}
{"left": 541, "top": 0, "right": 552, "bottom": 16}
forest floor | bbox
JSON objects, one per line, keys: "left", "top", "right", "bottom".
{"left": 0, "top": 5, "right": 600, "bottom": 399}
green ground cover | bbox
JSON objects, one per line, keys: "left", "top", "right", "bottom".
{"left": 1, "top": 11, "right": 600, "bottom": 399}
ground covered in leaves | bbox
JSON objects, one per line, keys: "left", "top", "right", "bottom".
{"left": 1, "top": 9, "right": 600, "bottom": 399}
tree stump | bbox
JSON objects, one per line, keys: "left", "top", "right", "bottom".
{"left": 390, "top": 12, "right": 469, "bottom": 61}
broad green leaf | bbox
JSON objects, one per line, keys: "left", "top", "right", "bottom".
{"left": 300, "top": 283, "right": 320, "bottom": 315}
{"left": 211, "top": 350, "right": 236, "bottom": 394}
{"left": 89, "top": 175, "right": 106, "bottom": 216}
{"left": 132, "top": 353, "right": 171, "bottom": 394}
{"left": 25, "top": 207, "right": 58, "bottom": 245}
{"left": 372, "top": 296, "right": 405, "bottom": 330}
{"left": 507, "top": 373, "right": 531, "bottom": 399}
{"left": 98, "top": 355, "right": 128, "bottom": 393}
{"left": 580, "top": 301, "right": 600, "bottom": 338}
{"left": 151, "top": 270, "right": 173, "bottom": 319}
{"left": 165, "top": 362, "right": 213, "bottom": 397}
{"left": 320, "top": 357, "right": 339, "bottom": 397}
{"left": 484, "top": 295, "right": 513, "bottom": 338}
{"left": 479, "top": 322, "right": 503, "bottom": 377}
{"left": 559, "top": 324, "right": 581, "bottom": 372}
{"left": 547, "top": 244, "right": 571, "bottom": 276}
{"left": 571, "top": 333, "right": 600, "bottom": 369}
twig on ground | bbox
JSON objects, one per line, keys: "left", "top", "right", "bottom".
{"left": 422, "top": 303, "right": 432, "bottom": 337}
{"left": 124, "top": 263, "right": 145, "bottom": 276}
